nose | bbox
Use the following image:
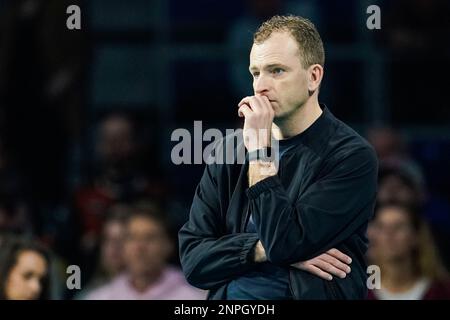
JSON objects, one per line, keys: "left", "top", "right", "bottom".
{"left": 254, "top": 74, "right": 270, "bottom": 95}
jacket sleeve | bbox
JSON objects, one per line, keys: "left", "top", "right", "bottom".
{"left": 178, "top": 163, "right": 260, "bottom": 290}
{"left": 247, "top": 146, "right": 378, "bottom": 265}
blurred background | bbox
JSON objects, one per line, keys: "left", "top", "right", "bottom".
{"left": 0, "top": 0, "right": 449, "bottom": 300}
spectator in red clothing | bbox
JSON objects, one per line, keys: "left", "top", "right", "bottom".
{"left": 367, "top": 202, "right": 450, "bottom": 299}
{"left": 74, "top": 113, "right": 165, "bottom": 258}
{"left": 75, "top": 113, "right": 140, "bottom": 249}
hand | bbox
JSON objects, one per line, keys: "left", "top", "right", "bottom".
{"left": 291, "top": 249, "right": 352, "bottom": 281}
{"left": 238, "top": 95, "right": 274, "bottom": 152}
{"left": 253, "top": 240, "right": 267, "bottom": 263}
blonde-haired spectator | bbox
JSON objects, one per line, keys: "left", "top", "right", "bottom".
{"left": 367, "top": 202, "right": 450, "bottom": 299}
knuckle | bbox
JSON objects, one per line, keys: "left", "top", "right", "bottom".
{"left": 304, "top": 260, "right": 312, "bottom": 266}
{"left": 327, "top": 265, "right": 336, "bottom": 273}
{"left": 336, "top": 262, "right": 345, "bottom": 270}
{"left": 331, "top": 257, "right": 341, "bottom": 265}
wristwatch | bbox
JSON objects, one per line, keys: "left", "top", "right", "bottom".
{"left": 247, "top": 147, "right": 274, "bottom": 162}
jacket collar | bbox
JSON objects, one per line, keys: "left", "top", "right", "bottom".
{"left": 276, "top": 103, "right": 337, "bottom": 150}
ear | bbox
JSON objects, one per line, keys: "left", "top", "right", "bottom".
{"left": 307, "top": 64, "right": 324, "bottom": 96}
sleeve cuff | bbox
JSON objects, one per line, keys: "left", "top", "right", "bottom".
{"left": 246, "top": 175, "right": 281, "bottom": 199}
{"left": 239, "top": 234, "right": 260, "bottom": 264}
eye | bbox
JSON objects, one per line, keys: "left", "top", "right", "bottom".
{"left": 252, "top": 72, "right": 260, "bottom": 78}
{"left": 23, "top": 271, "right": 34, "bottom": 280}
{"left": 272, "top": 68, "right": 284, "bottom": 75}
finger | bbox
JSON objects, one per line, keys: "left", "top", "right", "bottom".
{"left": 315, "top": 258, "right": 347, "bottom": 278}
{"left": 327, "top": 248, "right": 352, "bottom": 264}
{"left": 296, "top": 263, "right": 333, "bottom": 281}
{"left": 239, "top": 96, "right": 263, "bottom": 113}
{"left": 238, "top": 104, "right": 252, "bottom": 118}
{"left": 254, "top": 95, "right": 273, "bottom": 115}
{"left": 256, "top": 95, "right": 271, "bottom": 110}
{"left": 248, "top": 96, "right": 264, "bottom": 114}
{"left": 238, "top": 96, "right": 255, "bottom": 108}
{"left": 320, "top": 254, "right": 351, "bottom": 274}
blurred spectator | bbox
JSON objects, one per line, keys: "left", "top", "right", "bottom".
{"left": 74, "top": 113, "right": 166, "bottom": 256}
{"left": 377, "top": 162, "right": 450, "bottom": 269}
{"left": 377, "top": 163, "right": 425, "bottom": 208}
{"left": 0, "top": 236, "right": 51, "bottom": 300}
{"left": 96, "top": 205, "right": 128, "bottom": 279}
{"left": 75, "top": 204, "right": 129, "bottom": 299}
{"left": 83, "top": 203, "right": 206, "bottom": 300}
{"left": 367, "top": 202, "right": 450, "bottom": 299}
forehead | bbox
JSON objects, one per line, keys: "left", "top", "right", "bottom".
{"left": 250, "top": 31, "right": 300, "bottom": 68}
{"left": 377, "top": 207, "right": 409, "bottom": 224}
{"left": 127, "top": 216, "right": 163, "bottom": 233}
{"left": 16, "top": 250, "right": 47, "bottom": 270}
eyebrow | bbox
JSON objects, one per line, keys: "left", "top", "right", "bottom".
{"left": 249, "top": 63, "right": 287, "bottom": 73}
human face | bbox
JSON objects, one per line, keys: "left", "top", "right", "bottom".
{"left": 101, "top": 220, "right": 126, "bottom": 275}
{"left": 368, "top": 207, "right": 417, "bottom": 263}
{"left": 249, "top": 31, "right": 313, "bottom": 120}
{"left": 5, "top": 250, "right": 48, "bottom": 300}
{"left": 124, "top": 216, "right": 171, "bottom": 278}
{"left": 378, "top": 175, "right": 418, "bottom": 205}
{"left": 97, "top": 116, "right": 135, "bottom": 165}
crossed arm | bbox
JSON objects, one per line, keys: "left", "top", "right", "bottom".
{"left": 178, "top": 155, "right": 366, "bottom": 289}
{"left": 253, "top": 240, "right": 351, "bottom": 280}
{"left": 248, "top": 161, "right": 351, "bottom": 280}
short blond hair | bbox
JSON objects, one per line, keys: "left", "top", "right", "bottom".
{"left": 253, "top": 15, "right": 325, "bottom": 68}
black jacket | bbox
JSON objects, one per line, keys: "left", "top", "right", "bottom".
{"left": 179, "top": 106, "right": 378, "bottom": 299}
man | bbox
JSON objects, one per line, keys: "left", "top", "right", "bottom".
{"left": 179, "top": 15, "right": 378, "bottom": 299}
{"left": 85, "top": 203, "right": 206, "bottom": 300}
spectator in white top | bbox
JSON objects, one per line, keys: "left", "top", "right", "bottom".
{"left": 85, "top": 202, "right": 206, "bottom": 300}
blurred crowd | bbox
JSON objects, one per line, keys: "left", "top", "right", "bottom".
{"left": 1, "top": 0, "right": 450, "bottom": 300}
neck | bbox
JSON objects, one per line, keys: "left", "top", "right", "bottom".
{"left": 129, "top": 270, "right": 162, "bottom": 293}
{"left": 380, "top": 257, "right": 421, "bottom": 292}
{"left": 272, "top": 98, "right": 322, "bottom": 140}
